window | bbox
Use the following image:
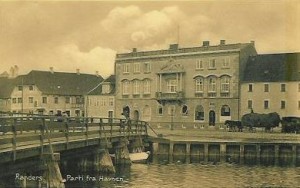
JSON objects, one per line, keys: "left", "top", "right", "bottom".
{"left": 123, "top": 64, "right": 130, "bottom": 73}
{"left": 54, "top": 97, "right": 58, "bottom": 104}
{"left": 281, "top": 101, "right": 286, "bottom": 109}
{"left": 264, "top": 100, "right": 269, "bottom": 109}
{"left": 158, "top": 105, "right": 163, "bottom": 116}
{"left": 28, "top": 97, "right": 34, "bottom": 103}
{"left": 144, "top": 62, "right": 151, "bottom": 73}
{"left": 122, "top": 80, "right": 130, "bottom": 95}
{"left": 195, "top": 77, "right": 204, "bottom": 92}
{"left": 76, "top": 97, "right": 82, "bottom": 104}
{"left": 182, "top": 105, "right": 188, "bottom": 116}
{"left": 65, "top": 97, "right": 70, "bottom": 104}
{"left": 17, "top": 98, "right": 22, "bottom": 103}
{"left": 143, "top": 79, "right": 151, "bottom": 94}
{"left": 222, "top": 57, "right": 230, "bottom": 68}
{"left": 109, "top": 98, "right": 114, "bottom": 106}
{"left": 167, "top": 79, "right": 177, "bottom": 93}
{"left": 196, "top": 60, "right": 203, "bottom": 70}
{"left": 195, "top": 105, "right": 204, "bottom": 121}
{"left": 133, "top": 63, "right": 140, "bottom": 73}
{"left": 221, "top": 105, "right": 230, "bottom": 116}
{"left": 18, "top": 86, "right": 23, "bottom": 91}
{"left": 49, "top": 110, "right": 54, "bottom": 115}
{"left": 264, "top": 84, "right": 269, "bottom": 92}
{"left": 42, "top": 97, "right": 47, "bottom": 104}
{"left": 102, "top": 84, "right": 110, "bottom": 94}
{"left": 29, "top": 85, "right": 34, "bottom": 91}
{"left": 209, "top": 59, "right": 216, "bottom": 69}
{"left": 280, "top": 84, "right": 286, "bottom": 92}
{"left": 12, "top": 98, "right": 16, "bottom": 104}
{"left": 208, "top": 77, "right": 216, "bottom": 92}
{"left": 248, "top": 100, "right": 253, "bottom": 109}
{"left": 220, "top": 76, "right": 230, "bottom": 92}
{"left": 248, "top": 84, "right": 253, "bottom": 92}
{"left": 133, "top": 80, "right": 140, "bottom": 94}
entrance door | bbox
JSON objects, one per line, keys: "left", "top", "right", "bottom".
{"left": 209, "top": 110, "right": 216, "bottom": 126}
{"left": 122, "top": 106, "right": 130, "bottom": 118}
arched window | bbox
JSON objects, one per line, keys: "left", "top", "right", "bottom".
{"left": 220, "top": 76, "right": 230, "bottom": 92}
{"left": 143, "top": 79, "right": 151, "bottom": 94}
{"left": 195, "top": 105, "right": 204, "bottom": 121}
{"left": 122, "top": 80, "right": 130, "bottom": 95}
{"left": 182, "top": 105, "right": 188, "bottom": 116}
{"left": 133, "top": 79, "right": 140, "bottom": 94}
{"left": 208, "top": 76, "right": 217, "bottom": 92}
{"left": 195, "top": 77, "right": 204, "bottom": 92}
{"left": 158, "top": 105, "right": 163, "bottom": 116}
{"left": 221, "top": 105, "right": 230, "bottom": 116}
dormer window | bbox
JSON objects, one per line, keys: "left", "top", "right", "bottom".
{"left": 102, "top": 84, "right": 110, "bottom": 94}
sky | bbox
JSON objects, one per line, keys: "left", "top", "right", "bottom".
{"left": 0, "top": 0, "right": 299, "bottom": 78}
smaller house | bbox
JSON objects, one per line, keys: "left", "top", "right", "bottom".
{"left": 85, "top": 75, "right": 115, "bottom": 118}
{"left": 240, "top": 53, "right": 300, "bottom": 117}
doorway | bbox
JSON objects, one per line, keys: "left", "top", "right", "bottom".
{"left": 209, "top": 110, "right": 216, "bottom": 126}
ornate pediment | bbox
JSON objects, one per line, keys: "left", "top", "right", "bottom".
{"left": 158, "top": 60, "right": 185, "bottom": 74}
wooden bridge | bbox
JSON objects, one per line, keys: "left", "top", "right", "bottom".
{"left": 0, "top": 115, "right": 149, "bottom": 187}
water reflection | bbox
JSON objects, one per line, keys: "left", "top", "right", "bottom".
{"left": 62, "top": 155, "right": 300, "bottom": 188}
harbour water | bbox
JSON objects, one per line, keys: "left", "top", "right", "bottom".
{"left": 63, "top": 157, "right": 300, "bottom": 188}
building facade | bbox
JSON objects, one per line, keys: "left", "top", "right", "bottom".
{"left": 0, "top": 70, "right": 103, "bottom": 117}
{"left": 241, "top": 53, "right": 300, "bottom": 117}
{"left": 85, "top": 75, "right": 115, "bottom": 118}
{"left": 115, "top": 40, "right": 257, "bottom": 127}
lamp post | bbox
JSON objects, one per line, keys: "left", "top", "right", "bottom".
{"left": 170, "top": 108, "right": 174, "bottom": 130}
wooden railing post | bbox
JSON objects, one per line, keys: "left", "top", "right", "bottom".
{"left": 40, "top": 118, "right": 45, "bottom": 156}
{"left": 12, "top": 118, "right": 17, "bottom": 161}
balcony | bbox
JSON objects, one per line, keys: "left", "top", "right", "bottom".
{"left": 71, "top": 103, "right": 84, "bottom": 108}
{"left": 155, "top": 91, "right": 185, "bottom": 105}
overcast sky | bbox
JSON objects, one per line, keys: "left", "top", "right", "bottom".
{"left": 0, "top": 0, "right": 299, "bottom": 78}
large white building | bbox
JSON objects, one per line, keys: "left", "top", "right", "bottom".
{"left": 114, "top": 40, "right": 257, "bottom": 127}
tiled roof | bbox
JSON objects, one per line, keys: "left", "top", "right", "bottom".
{"left": 0, "top": 78, "right": 16, "bottom": 98}
{"left": 0, "top": 70, "right": 104, "bottom": 97}
{"left": 88, "top": 75, "right": 115, "bottom": 95}
{"left": 243, "top": 53, "right": 300, "bottom": 82}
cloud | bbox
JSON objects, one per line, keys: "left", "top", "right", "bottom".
{"left": 56, "top": 44, "right": 116, "bottom": 78}
{"left": 101, "top": 5, "right": 216, "bottom": 50}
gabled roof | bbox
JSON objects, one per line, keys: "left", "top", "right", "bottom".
{"left": 0, "top": 70, "right": 104, "bottom": 97}
{"left": 88, "top": 75, "right": 115, "bottom": 95}
{"left": 243, "top": 53, "right": 300, "bottom": 82}
{"left": 0, "top": 77, "right": 16, "bottom": 98}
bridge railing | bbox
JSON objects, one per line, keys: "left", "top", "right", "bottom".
{"left": 0, "top": 116, "right": 148, "bottom": 161}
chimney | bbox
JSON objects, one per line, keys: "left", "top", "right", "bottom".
{"left": 9, "top": 66, "right": 15, "bottom": 78}
{"left": 14, "top": 65, "right": 19, "bottom": 77}
{"left": 132, "top": 48, "right": 137, "bottom": 53}
{"left": 169, "top": 44, "right": 179, "bottom": 50}
{"left": 220, "top": 40, "right": 226, "bottom": 45}
{"left": 250, "top": 40, "right": 255, "bottom": 46}
{"left": 49, "top": 67, "right": 54, "bottom": 74}
{"left": 203, "top": 41, "right": 210, "bottom": 47}
{"left": 76, "top": 69, "right": 80, "bottom": 75}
